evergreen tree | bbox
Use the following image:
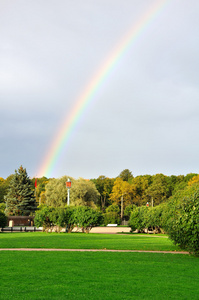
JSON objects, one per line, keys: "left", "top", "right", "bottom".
{"left": 5, "top": 166, "right": 37, "bottom": 216}
{"left": 118, "top": 169, "right": 133, "bottom": 182}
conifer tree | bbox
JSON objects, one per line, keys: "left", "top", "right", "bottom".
{"left": 5, "top": 166, "right": 37, "bottom": 216}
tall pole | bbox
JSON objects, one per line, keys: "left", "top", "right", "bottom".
{"left": 66, "top": 178, "right": 71, "bottom": 206}
{"left": 67, "top": 188, "right": 70, "bottom": 206}
{"left": 121, "top": 194, "right": 124, "bottom": 220}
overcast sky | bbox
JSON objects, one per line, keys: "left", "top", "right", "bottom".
{"left": 1, "top": 0, "right": 199, "bottom": 179}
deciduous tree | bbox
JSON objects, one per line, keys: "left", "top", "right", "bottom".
{"left": 110, "top": 178, "right": 134, "bottom": 218}
{"left": 70, "top": 178, "right": 100, "bottom": 207}
{"left": 45, "top": 176, "right": 72, "bottom": 207}
{"left": 91, "top": 176, "right": 114, "bottom": 211}
{"left": 131, "top": 175, "right": 151, "bottom": 206}
{"left": 144, "top": 174, "right": 168, "bottom": 206}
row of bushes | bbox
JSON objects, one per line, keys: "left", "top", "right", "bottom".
{"left": 34, "top": 206, "right": 103, "bottom": 233}
{"left": 129, "top": 205, "right": 166, "bottom": 233}
{"left": 129, "top": 191, "right": 199, "bottom": 256}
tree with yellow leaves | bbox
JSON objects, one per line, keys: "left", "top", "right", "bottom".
{"left": 109, "top": 178, "right": 134, "bottom": 219}
{"left": 188, "top": 175, "right": 199, "bottom": 186}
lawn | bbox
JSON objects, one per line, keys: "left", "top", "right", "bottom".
{"left": 1, "top": 232, "right": 198, "bottom": 300}
{"left": 0, "top": 251, "right": 199, "bottom": 300}
{"left": 0, "top": 232, "right": 182, "bottom": 251}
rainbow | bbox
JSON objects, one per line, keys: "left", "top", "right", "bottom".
{"left": 37, "top": 0, "right": 170, "bottom": 178}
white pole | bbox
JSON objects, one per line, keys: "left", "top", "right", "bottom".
{"left": 66, "top": 178, "right": 71, "bottom": 206}
{"left": 121, "top": 194, "right": 123, "bottom": 220}
{"left": 67, "top": 188, "right": 70, "bottom": 206}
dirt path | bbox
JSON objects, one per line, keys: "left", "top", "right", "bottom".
{"left": 0, "top": 248, "right": 189, "bottom": 254}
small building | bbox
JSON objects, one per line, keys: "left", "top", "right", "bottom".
{"left": 7, "top": 216, "right": 34, "bottom": 227}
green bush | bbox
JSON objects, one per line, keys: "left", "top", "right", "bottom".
{"left": 129, "top": 206, "right": 149, "bottom": 232}
{"left": 34, "top": 205, "right": 103, "bottom": 233}
{"left": 145, "top": 204, "right": 166, "bottom": 233}
{"left": 34, "top": 206, "right": 52, "bottom": 231}
{"left": 163, "top": 192, "right": 199, "bottom": 256}
{"left": 73, "top": 206, "right": 103, "bottom": 233}
{"left": 128, "top": 205, "right": 166, "bottom": 233}
{"left": 0, "top": 211, "right": 7, "bottom": 228}
{"left": 64, "top": 207, "right": 76, "bottom": 233}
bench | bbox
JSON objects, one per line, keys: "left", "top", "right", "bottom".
{"left": 107, "top": 224, "right": 118, "bottom": 227}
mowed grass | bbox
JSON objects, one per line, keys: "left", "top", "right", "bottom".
{"left": 1, "top": 233, "right": 198, "bottom": 299}
{"left": 0, "top": 232, "right": 182, "bottom": 251}
{"left": 0, "top": 251, "right": 199, "bottom": 300}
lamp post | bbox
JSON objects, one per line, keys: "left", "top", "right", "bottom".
{"left": 66, "top": 178, "right": 72, "bottom": 206}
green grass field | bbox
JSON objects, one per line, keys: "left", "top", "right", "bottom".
{"left": 0, "top": 232, "right": 182, "bottom": 251}
{"left": 0, "top": 232, "right": 199, "bottom": 299}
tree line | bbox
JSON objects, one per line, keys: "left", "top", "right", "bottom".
{"left": 1, "top": 166, "right": 199, "bottom": 255}
{"left": 1, "top": 167, "right": 198, "bottom": 219}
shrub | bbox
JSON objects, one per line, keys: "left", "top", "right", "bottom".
{"left": 49, "top": 208, "right": 66, "bottom": 232}
{"left": 163, "top": 192, "right": 199, "bottom": 256}
{"left": 34, "top": 205, "right": 103, "bottom": 233}
{"left": 34, "top": 206, "right": 52, "bottom": 232}
{"left": 145, "top": 204, "right": 166, "bottom": 233}
{"left": 64, "top": 207, "right": 76, "bottom": 233}
{"left": 73, "top": 206, "right": 103, "bottom": 233}
{"left": 129, "top": 206, "right": 149, "bottom": 232}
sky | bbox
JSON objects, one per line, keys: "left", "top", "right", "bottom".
{"left": 1, "top": 0, "right": 199, "bottom": 179}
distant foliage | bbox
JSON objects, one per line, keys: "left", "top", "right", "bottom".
{"left": 91, "top": 176, "right": 114, "bottom": 211}
{"left": 70, "top": 178, "right": 100, "bottom": 207}
{"left": 118, "top": 169, "right": 133, "bottom": 182}
{"left": 188, "top": 175, "right": 199, "bottom": 186}
{"left": 103, "top": 204, "right": 121, "bottom": 225}
{"left": 33, "top": 176, "right": 49, "bottom": 205}
{"left": 124, "top": 204, "right": 137, "bottom": 219}
{"left": 110, "top": 178, "right": 134, "bottom": 214}
{"left": 0, "top": 211, "right": 7, "bottom": 228}
{"left": 0, "top": 203, "right": 6, "bottom": 213}
{"left": 103, "top": 212, "right": 121, "bottom": 226}
{"left": 45, "top": 176, "right": 70, "bottom": 207}
{"left": 0, "top": 175, "right": 14, "bottom": 203}
{"left": 45, "top": 177, "right": 100, "bottom": 208}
